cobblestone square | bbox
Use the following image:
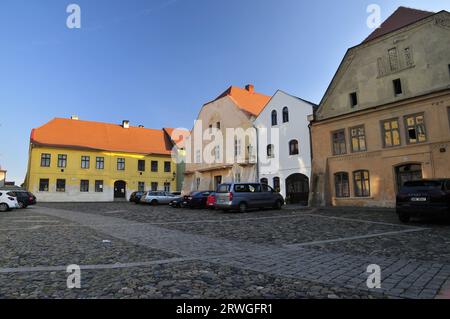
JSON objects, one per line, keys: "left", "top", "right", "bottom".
{"left": 1, "top": 203, "right": 450, "bottom": 299}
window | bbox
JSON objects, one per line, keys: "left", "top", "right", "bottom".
{"left": 208, "top": 124, "right": 213, "bottom": 133}
{"left": 267, "top": 144, "right": 275, "bottom": 158}
{"left": 57, "top": 154, "right": 67, "bottom": 168}
{"left": 164, "top": 161, "right": 171, "bottom": 173}
{"left": 96, "top": 157, "right": 104, "bottom": 170}
{"left": 117, "top": 158, "right": 125, "bottom": 171}
{"left": 41, "top": 154, "right": 51, "bottom": 167}
{"left": 214, "top": 146, "right": 221, "bottom": 161}
{"left": 273, "top": 177, "right": 280, "bottom": 193}
{"left": 282, "top": 107, "right": 289, "bottom": 123}
{"left": 289, "top": 140, "right": 299, "bottom": 155}
{"left": 196, "top": 178, "right": 200, "bottom": 190}
{"left": 350, "top": 126, "right": 367, "bottom": 152}
{"left": 388, "top": 48, "right": 398, "bottom": 71}
{"left": 350, "top": 92, "right": 358, "bottom": 107}
{"left": 81, "top": 156, "right": 90, "bottom": 169}
{"left": 95, "top": 180, "right": 103, "bottom": 192}
{"left": 39, "top": 179, "right": 49, "bottom": 192}
{"left": 260, "top": 178, "right": 268, "bottom": 185}
{"left": 234, "top": 173, "right": 241, "bottom": 183}
{"left": 151, "top": 182, "right": 158, "bottom": 191}
{"left": 80, "top": 180, "right": 89, "bottom": 192}
{"left": 216, "top": 122, "right": 221, "bottom": 130}
{"left": 405, "top": 113, "right": 427, "bottom": 144}
{"left": 393, "top": 79, "right": 403, "bottom": 96}
{"left": 404, "top": 47, "right": 413, "bottom": 67}
{"left": 164, "top": 182, "right": 171, "bottom": 192}
{"left": 138, "top": 182, "right": 145, "bottom": 192}
{"left": 151, "top": 161, "right": 158, "bottom": 172}
{"left": 353, "top": 170, "right": 370, "bottom": 197}
{"left": 381, "top": 118, "right": 401, "bottom": 147}
{"left": 271, "top": 110, "right": 278, "bottom": 126}
{"left": 138, "top": 160, "right": 145, "bottom": 172}
{"left": 334, "top": 172, "right": 350, "bottom": 198}
{"left": 195, "top": 150, "right": 201, "bottom": 163}
{"left": 332, "top": 130, "right": 347, "bottom": 155}
{"left": 447, "top": 107, "right": 450, "bottom": 129}
{"left": 234, "top": 138, "right": 242, "bottom": 157}
{"left": 56, "top": 179, "right": 66, "bottom": 192}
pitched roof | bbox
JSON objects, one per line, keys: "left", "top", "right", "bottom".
{"left": 31, "top": 118, "right": 173, "bottom": 155}
{"left": 163, "top": 128, "right": 190, "bottom": 148}
{"left": 363, "top": 6, "right": 435, "bottom": 43}
{"left": 211, "top": 85, "right": 271, "bottom": 116}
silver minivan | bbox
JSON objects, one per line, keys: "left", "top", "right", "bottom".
{"left": 215, "top": 183, "right": 284, "bottom": 213}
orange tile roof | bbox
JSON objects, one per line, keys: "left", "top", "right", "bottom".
{"left": 31, "top": 118, "right": 173, "bottom": 155}
{"left": 163, "top": 128, "right": 190, "bottom": 148}
{"left": 363, "top": 7, "right": 435, "bottom": 43}
{"left": 212, "top": 84, "right": 271, "bottom": 116}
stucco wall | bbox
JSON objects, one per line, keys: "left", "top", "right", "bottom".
{"left": 254, "top": 91, "right": 314, "bottom": 199}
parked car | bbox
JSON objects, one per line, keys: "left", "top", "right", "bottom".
{"left": 183, "top": 191, "right": 214, "bottom": 209}
{"left": 396, "top": 179, "right": 450, "bottom": 223}
{"left": 140, "top": 191, "right": 181, "bottom": 205}
{"left": 5, "top": 190, "right": 36, "bottom": 208}
{"left": 169, "top": 196, "right": 187, "bottom": 208}
{"left": 0, "top": 191, "right": 20, "bottom": 212}
{"left": 215, "top": 183, "right": 285, "bottom": 213}
{"left": 206, "top": 192, "right": 216, "bottom": 209}
{"left": 129, "top": 191, "right": 145, "bottom": 204}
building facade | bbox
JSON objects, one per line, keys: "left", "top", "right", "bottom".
{"left": 25, "top": 118, "right": 178, "bottom": 202}
{"left": 310, "top": 7, "right": 450, "bottom": 207}
{"left": 254, "top": 90, "right": 316, "bottom": 204}
{"left": 0, "top": 167, "right": 6, "bottom": 187}
{"left": 183, "top": 85, "right": 270, "bottom": 193}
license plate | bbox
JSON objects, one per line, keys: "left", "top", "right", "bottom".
{"left": 411, "top": 197, "right": 427, "bottom": 202}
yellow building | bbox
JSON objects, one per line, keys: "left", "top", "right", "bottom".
{"left": 24, "top": 117, "right": 178, "bottom": 202}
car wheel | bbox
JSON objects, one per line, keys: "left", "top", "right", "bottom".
{"left": 274, "top": 200, "right": 283, "bottom": 210}
{"left": 238, "top": 202, "right": 248, "bottom": 213}
{"left": 0, "top": 203, "right": 9, "bottom": 212}
{"left": 398, "top": 212, "right": 410, "bottom": 223}
{"left": 151, "top": 200, "right": 159, "bottom": 206}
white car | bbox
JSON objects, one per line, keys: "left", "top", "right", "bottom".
{"left": 0, "top": 191, "right": 20, "bottom": 212}
{"left": 140, "top": 191, "right": 180, "bottom": 205}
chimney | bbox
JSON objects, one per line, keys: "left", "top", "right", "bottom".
{"left": 71, "top": 115, "right": 79, "bottom": 120}
{"left": 122, "top": 120, "right": 130, "bottom": 129}
{"left": 138, "top": 125, "right": 144, "bottom": 128}
{"left": 245, "top": 84, "right": 254, "bottom": 94}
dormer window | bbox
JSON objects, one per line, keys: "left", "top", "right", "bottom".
{"left": 350, "top": 92, "right": 358, "bottom": 108}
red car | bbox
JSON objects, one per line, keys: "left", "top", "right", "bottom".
{"left": 206, "top": 192, "right": 216, "bottom": 209}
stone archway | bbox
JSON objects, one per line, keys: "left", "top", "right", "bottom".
{"left": 285, "top": 173, "right": 309, "bottom": 205}
{"left": 114, "top": 180, "right": 127, "bottom": 200}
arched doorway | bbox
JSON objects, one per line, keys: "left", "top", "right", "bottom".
{"left": 114, "top": 180, "right": 127, "bottom": 200}
{"left": 260, "top": 178, "right": 268, "bottom": 185}
{"left": 286, "top": 173, "right": 309, "bottom": 205}
{"left": 395, "top": 164, "right": 422, "bottom": 192}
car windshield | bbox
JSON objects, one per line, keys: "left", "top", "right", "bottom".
{"left": 401, "top": 180, "right": 443, "bottom": 190}
{"left": 217, "top": 184, "right": 231, "bottom": 193}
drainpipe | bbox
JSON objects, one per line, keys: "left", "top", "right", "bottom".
{"left": 253, "top": 124, "right": 260, "bottom": 183}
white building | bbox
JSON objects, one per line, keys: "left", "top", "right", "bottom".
{"left": 254, "top": 90, "right": 316, "bottom": 204}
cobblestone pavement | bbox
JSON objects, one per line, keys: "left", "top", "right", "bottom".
{"left": 1, "top": 202, "right": 450, "bottom": 299}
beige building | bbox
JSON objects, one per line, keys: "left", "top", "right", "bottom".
{"left": 0, "top": 167, "right": 6, "bottom": 187}
{"left": 183, "top": 85, "right": 270, "bottom": 192}
{"left": 310, "top": 7, "right": 450, "bottom": 207}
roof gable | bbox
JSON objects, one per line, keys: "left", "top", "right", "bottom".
{"left": 363, "top": 6, "right": 435, "bottom": 43}
{"left": 211, "top": 85, "right": 271, "bottom": 117}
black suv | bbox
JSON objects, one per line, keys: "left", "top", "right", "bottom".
{"left": 7, "top": 190, "right": 37, "bottom": 208}
{"left": 396, "top": 179, "right": 450, "bottom": 222}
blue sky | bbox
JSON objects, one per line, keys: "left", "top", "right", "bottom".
{"left": 0, "top": 0, "right": 449, "bottom": 183}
